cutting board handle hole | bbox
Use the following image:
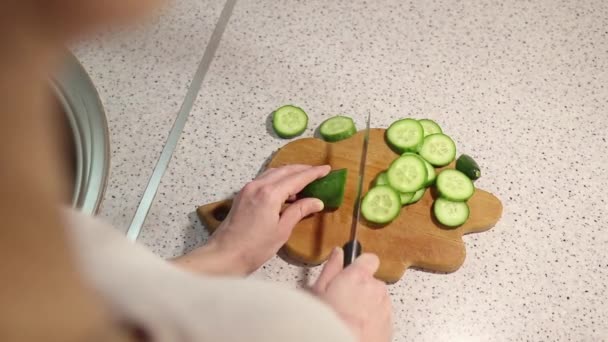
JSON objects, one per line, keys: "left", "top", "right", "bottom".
{"left": 212, "top": 204, "right": 231, "bottom": 222}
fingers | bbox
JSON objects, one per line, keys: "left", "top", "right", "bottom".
{"left": 278, "top": 198, "right": 324, "bottom": 232}
{"left": 347, "top": 253, "right": 380, "bottom": 277}
{"left": 273, "top": 165, "right": 331, "bottom": 197}
{"left": 313, "top": 247, "right": 344, "bottom": 293}
{"left": 256, "top": 164, "right": 312, "bottom": 183}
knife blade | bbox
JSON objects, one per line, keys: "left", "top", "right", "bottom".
{"left": 343, "top": 113, "right": 372, "bottom": 267}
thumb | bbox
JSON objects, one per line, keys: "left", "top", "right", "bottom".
{"left": 279, "top": 198, "right": 324, "bottom": 231}
{"left": 313, "top": 247, "right": 344, "bottom": 293}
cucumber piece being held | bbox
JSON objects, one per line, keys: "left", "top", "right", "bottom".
{"left": 361, "top": 186, "right": 401, "bottom": 224}
{"left": 299, "top": 168, "right": 347, "bottom": 209}
{"left": 386, "top": 119, "right": 424, "bottom": 153}
{"left": 433, "top": 197, "right": 470, "bottom": 227}
{"left": 319, "top": 115, "right": 357, "bottom": 142}
{"left": 419, "top": 133, "right": 456, "bottom": 166}
{"left": 456, "top": 154, "right": 482, "bottom": 180}
{"left": 436, "top": 169, "right": 475, "bottom": 201}
{"left": 272, "top": 105, "right": 308, "bottom": 138}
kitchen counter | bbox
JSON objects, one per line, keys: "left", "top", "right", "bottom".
{"left": 78, "top": 0, "right": 608, "bottom": 340}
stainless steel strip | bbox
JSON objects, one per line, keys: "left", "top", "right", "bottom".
{"left": 126, "top": 0, "right": 238, "bottom": 241}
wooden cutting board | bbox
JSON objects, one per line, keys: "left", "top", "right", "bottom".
{"left": 197, "top": 129, "right": 503, "bottom": 283}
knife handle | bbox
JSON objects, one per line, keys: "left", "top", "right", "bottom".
{"left": 342, "top": 240, "right": 362, "bottom": 267}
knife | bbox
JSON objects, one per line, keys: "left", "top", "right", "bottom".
{"left": 343, "top": 113, "right": 372, "bottom": 267}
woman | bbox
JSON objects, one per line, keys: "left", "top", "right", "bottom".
{"left": 0, "top": 1, "right": 392, "bottom": 341}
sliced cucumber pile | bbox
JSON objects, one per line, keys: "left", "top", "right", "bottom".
{"left": 319, "top": 115, "right": 357, "bottom": 142}
{"left": 272, "top": 105, "right": 308, "bottom": 139}
{"left": 358, "top": 118, "right": 480, "bottom": 227}
{"left": 266, "top": 109, "right": 484, "bottom": 228}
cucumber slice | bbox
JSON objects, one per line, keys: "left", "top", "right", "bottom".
{"left": 456, "top": 154, "right": 481, "bottom": 180}
{"left": 419, "top": 119, "right": 443, "bottom": 137}
{"left": 402, "top": 152, "right": 436, "bottom": 186}
{"left": 386, "top": 119, "right": 424, "bottom": 153}
{"left": 319, "top": 115, "right": 357, "bottom": 142}
{"left": 422, "top": 158, "right": 436, "bottom": 186}
{"left": 433, "top": 197, "right": 470, "bottom": 227}
{"left": 374, "top": 171, "right": 389, "bottom": 187}
{"left": 272, "top": 105, "right": 308, "bottom": 138}
{"left": 436, "top": 169, "right": 475, "bottom": 201}
{"left": 387, "top": 154, "right": 427, "bottom": 193}
{"left": 407, "top": 188, "right": 426, "bottom": 204}
{"left": 361, "top": 186, "right": 401, "bottom": 224}
{"left": 299, "top": 169, "right": 347, "bottom": 208}
{"left": 399, "top": 192, "right": 414, "bottom": 205}
{"left": 419, "top": 133, "right": 456, "bottom": 166}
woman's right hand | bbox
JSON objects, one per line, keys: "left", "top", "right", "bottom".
{"left": 312, "top": 248, "right": 393, "bottom": 342}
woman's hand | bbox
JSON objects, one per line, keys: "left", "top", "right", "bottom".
{"left": 173, "top": 164, "right": 331, "bottom": 276}
{"left": 312, "top": 248, "right": 393, "bottom": 342}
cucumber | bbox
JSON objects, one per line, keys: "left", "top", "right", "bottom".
{"left": 419, "top": 119, "right": 443, "bottom": 137}
{"left": 419, "top": 133, "right": 456, "bottom": 166}
{"left": 399, "top": 192, "right": 414, "bottom": 205}
{"left": 433, "top": 197, "right": 470, "bottom": 227}
{"left": 422, "top": 158, "right": 436, "bottom": 186}
{"left": 361, "top": 186, "right": 401, "bottom": 224}
{"left": 402, "top": 152, "right": 436, "bottom": 186}
{"left": 374, "top": 171, "right": 389, "bottom": 187}
{"left": 456, "top": 154, "right": 481, "bottom": 180}
{"left": 407, "top": 188, "right": 426, "bottom": 204}
{"left": 319, "top": 115, "right": 357, "bottom": 142}
{"left": 299, "top": 169, "right": 347, "bottom": 209}
{"left": 386, "top": 119, "right": 424, "bottom": 153}
{"left": 436, "top": 169, "right": 475, "bottom": 201}
{"left": 387, "top": 154, "right": 427, "bottom": 193}
{"left": 272, "top": 105, "right": 308, "bottom": 138}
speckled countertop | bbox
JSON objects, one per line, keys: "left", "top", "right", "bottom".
{"left": 77, "top": 0, "right": 608, "bottom": 340}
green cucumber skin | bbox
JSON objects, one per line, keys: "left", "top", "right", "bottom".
{"left": 456, "top": 154, "right": 482, "bottom": 181}
{"left": 272, "top": 105, "right": 308, "bottom": 139}
{"left": 299, "top": 168, "right": 347, "bottom": 208}
{"left": 319, "top": 116, "right": 357, "bottom": 142}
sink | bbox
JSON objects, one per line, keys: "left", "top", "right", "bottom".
{"left": 51, "top": 52, "right": 110, "bottom": 215}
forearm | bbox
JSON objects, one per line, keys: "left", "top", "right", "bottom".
{"left": 171, "top": 238, "right": 253, "bottom": 277}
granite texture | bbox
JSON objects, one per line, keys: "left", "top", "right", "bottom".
{"left": 72, "top": 0, "right": 225, "bottom": 232}
{"left": 121, "top": 0, "right": 605, "bottom": 340}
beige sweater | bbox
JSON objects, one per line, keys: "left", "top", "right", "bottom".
{"left": 64, "top": 209, "right": 354, "bottom": 342}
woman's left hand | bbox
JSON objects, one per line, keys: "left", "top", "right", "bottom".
{"left": 173, "top": 164, "right": 330, "bottom": 276}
